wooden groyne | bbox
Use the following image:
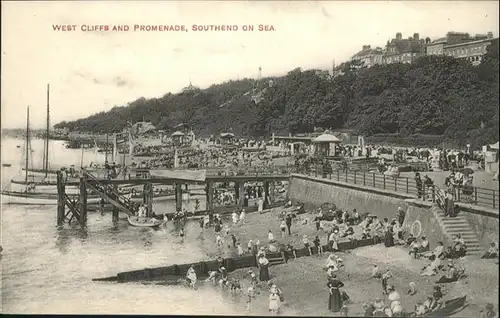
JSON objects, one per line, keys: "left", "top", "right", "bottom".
{"left": 93, "top": 236, "right": 382, "bottom": 283}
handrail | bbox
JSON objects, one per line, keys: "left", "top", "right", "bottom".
{"left": 82, "top": 169, "right": 133, "bottom": 209}
{"left": 301, "top": 166, "right": 498, "bottom": 211}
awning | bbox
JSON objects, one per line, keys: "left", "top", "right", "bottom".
{"left": 172, "top": 131, "right": 185, "bottom": 136}
{"left": 149, "top": 169, "right": 206, "bottom": 182}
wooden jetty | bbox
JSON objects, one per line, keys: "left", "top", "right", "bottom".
{"left": 93, "top": 236, "right": 382, "bottom": 283}
{"left": 56, "top": 167, "right": 290, "bottom": 228}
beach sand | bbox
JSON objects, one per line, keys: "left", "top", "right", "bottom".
{"left": 193, "top": 206, "right": 498, "bottom": 316}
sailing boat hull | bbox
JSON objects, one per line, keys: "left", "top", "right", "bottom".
{"left": 1, "top": 190, "right": 203, "bottom": 205}
{"left": 10, "top": 179, "right": 73, "bottom": 187}
{"left": 22, "top": 168, "right": 60, "bottom": 175}
{"left": 21, "top": 168, "right": 104, "bottom": 178}
{"left": 0, "top": 192, "right": 101, "bottom": 205}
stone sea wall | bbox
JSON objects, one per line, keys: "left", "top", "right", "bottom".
{"left": 288, "top": 174, "right": 497, "bottom": 248}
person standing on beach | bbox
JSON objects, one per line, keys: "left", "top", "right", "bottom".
{"left": 285, "top": 213, "right": 293, "bottom": 235}
{"left": 381, "top": 269, "right": 392, "bottom": 294}
{"left": 239, "top": 209, "right": 246, "bottom": 224}
{"left": 327, "top": 274, "right": 344, "bottom": 313}
{"left": 232, "top": 211, "right": 239, "bottom": 225}
{"left": 397, "top": 207, "right": 406, "bottom": 226}
{"left": 258, "top": 254, "right": 270, "bottom": 282}
{"left": 186, "top": 266, "right": 197, "bottom": 289}
{"left": 280, "top": 220, "right": 287, "bottom": 238}
{"left": 258, "top": 198, "right": 264, "bottom": 213}
{"left": 268, "top": 290, "right": 280, "bottom": 316}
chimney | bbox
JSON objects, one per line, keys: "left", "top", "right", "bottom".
{"left": 487, "top": 31, "right": 493, "bottom": 39}
{"left": 413, "top": 33, "right": 419, "bottom": 41}
{"left": 396, "top": 32, "right": 402, "bottom": 40}
{"left": 362, "top": 45, "right": 371, "bottom": 50}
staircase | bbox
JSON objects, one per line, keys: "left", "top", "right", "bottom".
{"left": 430, "top": 199, "right": 484, "bottom": 256}
{"left": 82, "top": 169, "right": 135, "bottom": 216}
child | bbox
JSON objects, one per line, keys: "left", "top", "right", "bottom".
{"left": 280, "top": 220, "right": 287, "bottom": 238}
{"left": 248, "top": 270, "right": 258, "bottom": 288}
{"left": 246, "top": 286, "right": 255, "bottom": 310}
{"left": 313, "top": 235, "right": 323, "bottom": 255}
{"left": 372, "top": 264, "right": 381, "bottom": 278}
{"left": 216, "top": 234, "right": 223, "bottom": 248}
{"left": 230, "top": 279, "right": 242, "bottom": 294}
{"left": 206, "top": 271, "right": 218, "bottom": 286}
{"left": 231, "top": 234, "right": 237, "bottom": 248}
{"left": 237, "top": 241, "right": 244, "bottom": 257}
{"left": 285, "top": 244, "right": 297, "bottom": 262}
{"left": 303, "top": 235, "right": 312, "bottom": 256}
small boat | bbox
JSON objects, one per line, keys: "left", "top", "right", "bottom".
{"left": 422, "top": 296, "right": 467, "bottom": 317}
{"left": 2, "top": 164, "right": 12, "bottom": 167}
{"left": 127, "top": 216, "right": 164, "bottom": 228}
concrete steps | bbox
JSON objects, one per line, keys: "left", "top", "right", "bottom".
{"left": 430, "top": 205, "right": 484, "bottom": 256}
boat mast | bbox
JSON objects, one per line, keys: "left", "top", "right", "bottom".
{"left": 44, "top": 83, "right": 50, "bottom": 177}
{"left": 25, "top": 106, "right": 30, "bottom": 188}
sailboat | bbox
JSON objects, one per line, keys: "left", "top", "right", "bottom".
{"left": 1, "top": 106, "right": 99, "bottom": 205}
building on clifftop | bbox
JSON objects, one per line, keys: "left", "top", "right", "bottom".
{"left": 426, "top": 31, "right": 497, "bottom": 65}
{"left": 181, "top": 80, "right": 200, "bottom": 94}
{"left": 382, "top": 32, "right": 427, "bottom": 64}
{"left": 351, "top": 45, "right": 384, "bottom": 67}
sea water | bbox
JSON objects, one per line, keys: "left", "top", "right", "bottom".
{"left": 0, "top": 137, "right": 249, "bottom": 314}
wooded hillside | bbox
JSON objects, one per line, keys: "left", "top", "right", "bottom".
{"left": 55, "top": 41, "right": 499, "bottom": 147}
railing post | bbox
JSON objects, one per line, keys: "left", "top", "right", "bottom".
{"left": 383, "top": 175, "right": 386, "bottom": 189}
{"left": 406, "top": 178, "right": 409, "bottom": 193}
{"left": 354, "top": 171, "right": 357, "bottom": 184}
{"left": 474, "top": 187, "right": 478, "bottom": 203}
{"left": 457, "top": 187, "right": 461, "bottom": 202}
{"left": 337, "top": 170, "right": 340, "bottom": 181}
{"left": 363, "top": 171, "right": 366, "bottom": 186}
{"left": 394, "top": 178, "right": 397, "bottom": 192}
{"left": 432, "top": 186, "right": 436, "bottom": 202}
{"left": 345, "top": 169, "right": 348, "bottom": 183}
{"left": 372, "top": 173, "right": 375, "bottom": 187}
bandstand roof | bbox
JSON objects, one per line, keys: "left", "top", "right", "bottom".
{"left": 172, "top": 131, "right": 185, "bottom": 136}
{"left": 220, "top": 132, "right": 235, "bottom": 138}
{"left": 490, "top": 141, "right": 499, "bottom": 149}
{"left": 313, "top": 133, "right": 341, "bottom": 143}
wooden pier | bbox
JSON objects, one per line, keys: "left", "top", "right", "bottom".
{"left": 56, "top": 168, "right": 290, "bottom": 227}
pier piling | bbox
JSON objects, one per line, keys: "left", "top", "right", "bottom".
{"left": 57, "top": 172, "right": 66, "bottom": 225}
{"left": 175, "top": 184, "right": 182, "bottom": 211}
{"left": 112, "top": 207, "right": 119, "bottom": 222}
{"left": 238, "top": 182, "right": 245, "bottom": 207}
{"left": 79, "top": 177, "right": 87, "bottom": 226}
{"left": 143, "top": 183, "right": 153, "bottom": 217}
{"left": 206, "top": 181, "right": 214, "bottom": 211}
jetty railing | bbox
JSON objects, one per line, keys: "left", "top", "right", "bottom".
{"left": 107, "top": 165, "right": 498, "bottom": 210}
{"left": 304, "top": 166, "right": 499, "bottom": 210}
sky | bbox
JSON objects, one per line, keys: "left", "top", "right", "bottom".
{"left": 1, "top": 1, "right": 498, "bottom": 129}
